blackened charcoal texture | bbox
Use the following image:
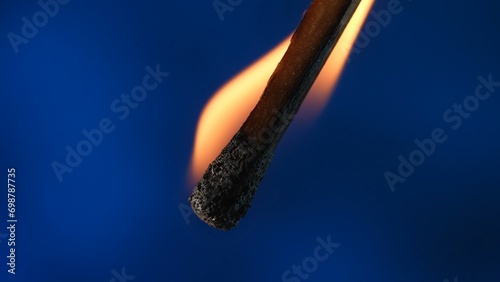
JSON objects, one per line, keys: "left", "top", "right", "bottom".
{"left": 189, "top": 132, "right": 273, "bottom": 230}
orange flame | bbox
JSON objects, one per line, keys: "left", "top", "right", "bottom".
{"left": 190, "top": 0, "right": 374, "bottom": 183}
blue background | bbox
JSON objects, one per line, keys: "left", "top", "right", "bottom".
{"left": 1, "top": 0, "right": 499, "bottom": 281}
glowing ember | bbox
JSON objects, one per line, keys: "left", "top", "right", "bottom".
{"left": 189, "top": 0, "right": 374, "bottom": 183}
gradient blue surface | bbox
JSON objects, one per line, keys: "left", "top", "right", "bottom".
{"left": 1, "top": 0, "right": 500, "bottom": 281}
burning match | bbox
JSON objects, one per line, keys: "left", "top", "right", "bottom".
{"left": 190, "top": 0, "right": 364, "bottom": 230}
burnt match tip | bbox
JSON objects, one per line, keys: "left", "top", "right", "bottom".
{"left": 189, "top": 132, "right": 273, "bottom": 230}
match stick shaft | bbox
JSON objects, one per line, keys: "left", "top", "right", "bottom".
{"left": 242, "top": 0, "right": 361, "bottom": 146}
{"left": 190, "top": 0, "right": 361, "bottom": 230}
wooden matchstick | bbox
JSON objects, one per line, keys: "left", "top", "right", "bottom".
{"left": 189, "top": 0, "right": 361, "bottom": 230}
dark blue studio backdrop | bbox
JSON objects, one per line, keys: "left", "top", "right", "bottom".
{"left": 1, "top": 0, "right": 500, "bottom": 281}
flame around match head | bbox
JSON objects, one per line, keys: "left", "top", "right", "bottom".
{"left": 189, "top": 0, "right": 374, "bottom": 183}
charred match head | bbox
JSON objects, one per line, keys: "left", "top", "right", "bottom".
{"left": 189, "top": 132, "right": 273, "bottom": 230}
{"left": 189, "top": 0, "right": 361, "bottom": 230}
